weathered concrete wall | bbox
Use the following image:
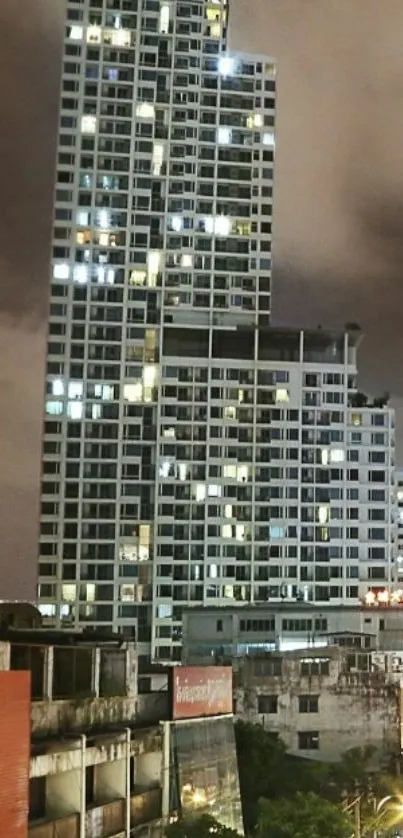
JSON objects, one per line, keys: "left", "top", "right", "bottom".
{"left": 31, "top": 695, "right": 138, "bottom": 737}
{"left": 235, "top": 648, "right": 400, "bottom": 762}
{"left": 30, "top": 727, "right": 162, "bottom": 779}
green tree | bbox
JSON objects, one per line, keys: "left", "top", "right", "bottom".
{"left": 234, "top": 721, "right": 329, "bottom": 830}
{"left": 256, "top": 792, "right": 352, "bottom": 838}
{"left": 165, "top": 815, "right": 241, "bottom": 838}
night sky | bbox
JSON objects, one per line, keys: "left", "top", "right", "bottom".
{"left": 1, "top": 0, "right": 403, "bottom": 598}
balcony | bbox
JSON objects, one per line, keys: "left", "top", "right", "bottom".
{"left": 29, "top": 814, "right": 79, "bottom": 838}
{"left": 131, "top": 787, "right": 162, "bottom": 827}
{"left": 86, "top": 799, "right": 125, "bottom": 837}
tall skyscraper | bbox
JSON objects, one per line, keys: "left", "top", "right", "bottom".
{"left": 38, "top": 0, "right": 276, "bottom": 662}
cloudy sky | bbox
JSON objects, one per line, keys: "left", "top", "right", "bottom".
{"left": 1, "top": 0, "right": 403, "bottom": 598}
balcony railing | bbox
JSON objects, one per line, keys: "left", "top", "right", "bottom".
{"left": 86, "top": 799, "right": 125, "bottom": 837}
{"left": 29, "top": 814, "right": 79, "bottom": 838}
{"left": 131, "top": 787, "right": 162, "bottom": 827}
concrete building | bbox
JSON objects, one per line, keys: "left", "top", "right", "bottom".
{"left": 233, "top": 647, "right": 402, "bottom": 763}
{"left": 0, "top": 619, "right": 241, "bottom": 837}
{"left": 38, "top": 0, "right": 276, "bottom": 662}
{"left": 182, "top": 602, "right": 403, "bottom": 664}
{"left": 0, "top": 627, "right": 163, "bottom": 838}
{"left": 396, "top": 468, "right": 403, "bottom": 583}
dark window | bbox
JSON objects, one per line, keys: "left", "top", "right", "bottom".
{"left": 298, "top": 695, "right": 319, "bottom": 713}
{"left": 300, "top": 657, "right": 330, "bottom": 677}
{"left": 258, "top": 694, "right": 278, "bottom": 713}
{"left": 298, "top": 731, "right": 319, "bottom": 750}
{"left": 216, "top": 618, "right": 223, "bottom": 632}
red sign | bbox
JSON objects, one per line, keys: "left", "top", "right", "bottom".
{"left": 172, "top": 666, "right": 232, "bottom": 720}
{"left": 0, "top": 671, "right": 30, "bottom": 837}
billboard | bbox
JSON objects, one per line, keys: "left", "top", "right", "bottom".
{"left": 172, "top": 666, "right": 232, "bottom": 720}
{"left": 0, "top": 671, "right": 30, "bottom": 838}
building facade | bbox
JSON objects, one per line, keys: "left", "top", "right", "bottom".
{"left": 153, "top": 327, "right": 395, "bottom": 660}
{"left": 182, "top": 603, "right": 403, "bottom": 664}
{"left": 38, "top": 0, "right": 276, "bottom": 660}
{"left": 234, "top": 647, "right": 401, "bottom": 763}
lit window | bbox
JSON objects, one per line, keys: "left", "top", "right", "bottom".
{"left": 208, "top": 484, "right": 221, "bottom": 497}
{"left": 96, "top": 266, "right": 115, "bottom": 285}
{"left": 76, "top": 230, "right": 91, "bottom": 245}
{"left": 225, "top": 505, "right": 232, "bottom": 518}
{"left": 92, "top": 404, "right": 101, "bottom": 419}
{"left": 81, "top": 114, "right": 97, "bottom": 134}
{"left": 62, "top": 584, "right": 76, "bottom": 603}
{"left": 224, "top": 405, "right": 237, "bottom": 420}
{"left": 170, "top": 215, "right": 183, "bottom": 232}
{"left": 192, "top": 483, "right": 206, "bottom": 501}
{"left": 219, "top": 55, "right": 235, "bottom": 76}
{"left": 68, "top": 382, "right": 83, "bottom": 399}
{"left": 265, "top": 62, "right": 276, "bottom": 77}
{"left": 177, "top": 463, "right": 188, "bottom": 482}
{"left": 224, "top": 586, "right": 234, "bottom": 599}
{"left": 209, "top": 564, "right": 218, "bottom": 579}
{"left": 204, "top": 215, "right": 231, "bottom": 236}
{"left": 163, "top": 427, "right": 175, "bottom": 438}
{"left": 398, "top": 490, "right": 403, "bottom": 502}
{"left": 159, "top": 3, "right": 170, "bottom": 33}
{"left": 159, "top": 458, "right": 174, "bottom": 479}
{"left": 98, "top": 232, "right": 110, "bottom": 247}
{"left": 217, "top": 126, "right": 231, "bottom": 145}
{"left": 270, "top": 526, "right": 284, "bottom": 539}
{"left": 136, "top": 102, "right": 155, "bottom": 119}
{"left": 46, "top": 400, "right": 63, "bottom": 416}
{"left": 210, "top": 22, "right": 221, "bottom": 37}
{"left": 130, "top": 269, "right": 146, "bottom": 286}
{"left": 275, "top": 388, "right": 289, "bottom": 403}
{"left": 351, "top": 413, "right": 362, "bottom": 427}
{"left": 254, "top": 113, "right": 263, "bottom": 128}
{"left": 263, "top": 132, "right": 275, "bottom": 147}
{"left": 94, "top": 384, "right": 114, "bottom": 401}
{"left": 121, "top": 584, "right": 135, "bottom": 602}
{"left": 236, "top": 524, "right": 245, "bottom": 542}
{"left": 223, "top": 465, "right": 236, "bottom": 479}
{"left": 330, "top": 449, "right": 345, "bottom": 463}
{"left": 157, "top": 604, "right": 172, "bottom": 618}
{"left": 52, "top": 379, "right": 64, "bottom": 397}
{"left": 143, "top": 364, "right": 157, "bottom": 387}
{"left": 119, "top": 544, "right": 139, "bottom": 562}
{"left": 38, "top": 604, "right": 56, "bottom": 617}
{"left": 124, "top": 382, "right": 143, "bottom": 403}
{"left": 318, "top": 506, "right": 329, "bottom": 524}
{"left": 181, "top": 254, "right": 192, "bottom": 267}
{"left": 67, "top": 402, "right": 83, "bottom": 419}
{"left": 321, "top": 449, "right": 329, "bottom": 466}
{"left": 87, "top": 25, "right": 102, "bottom": 43}
{"left": 147, "top": 250, "right": 160, "bottom": 285}
{"left": 76, "top": 210, "right": 89, "bottom": 226}
{"left": 109, "top": 28, "right": 131, "bottom": 47}
{"left": 73, "top": 265, "right": 88, "bottom": 284}
{"left": 96, "top": 209, "right": 110, "bottom": 229}
{"left": 152, "top": 143, "right": 164, "bottom": 175}
{"left": 69, "top": 26, "right": 83, "bottom": 40}
{"left": 53, "top": 263, "right": 69, "bottom": 280}
{"left": 222, "top": 525, "right": 232, "bottom": 538}
{"left": 236, "top": 465, "right": 249, "bottom": 483}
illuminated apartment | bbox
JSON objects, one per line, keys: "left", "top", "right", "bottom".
{"left": 153, "top": 326, "right": 396, "bottom": 660}
{"left": 38, "top": 0, "right": 276, "bottom": 663}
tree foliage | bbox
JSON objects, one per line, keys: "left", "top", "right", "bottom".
{"left": 165, "top": 815, "right": 241, "bottom": 838}
{"left": 256, "top": 792, "right": 352, "bottom": 838}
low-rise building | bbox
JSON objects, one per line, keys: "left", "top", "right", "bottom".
{"left": 182, "top": 603, "right": 403, "bottom": 664}
{"left": 0, "top": 621, "right": 242, "bottom": 837}
{"left": 0, "top": 627, "right": 164, "bottom": 838}
{"left": 234, "top": 646, "right": 402, "bottom": 763}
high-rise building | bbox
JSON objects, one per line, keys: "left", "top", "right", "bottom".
{"left": 150, "top": 326, "right": 396, "bottom": 660}
{"left": 38, "top": 0, "right": 276, "bottom": 661}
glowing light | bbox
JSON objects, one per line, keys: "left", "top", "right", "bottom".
{"left": 218, "top": 55, "right": 235, "bottom": 76}
{"left": 171, "top": 216, "right": 182, "bottom": 232}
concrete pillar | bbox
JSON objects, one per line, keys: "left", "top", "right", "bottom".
{"left": 92, "top": 647, "right": 101, "bottom": 697}
{"left": 44, "top": 646, "right": 54, "bottom": 700}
